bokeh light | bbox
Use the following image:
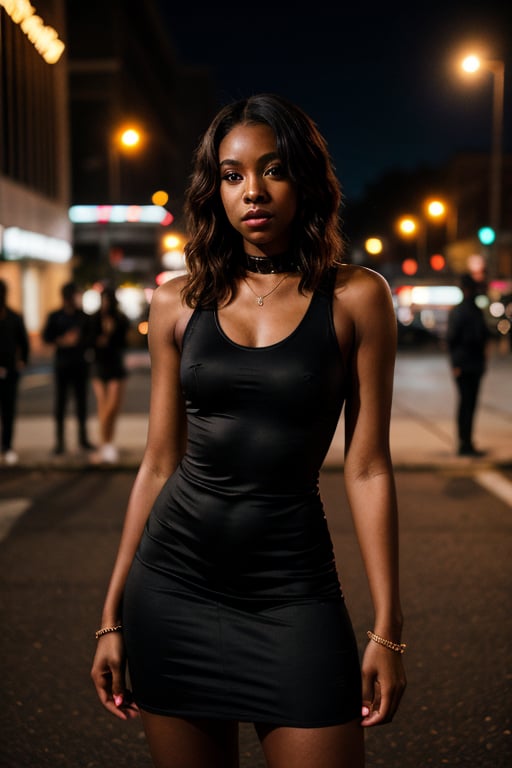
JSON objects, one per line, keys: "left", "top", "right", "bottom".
{"left": 365, "top": 237, "right": 383, "bottom": 256}
{"left": 496, "top": 318, "right": 511, "bottom": 335}
{"left": 489, "top": 301, "right": 505, "bottom": 318}
{"left": 152, "top": 190, "right": 169, "bottom": 206}
{"left": 478, "top": 227, "right": 496, "bottom": 245}
{"left": 430, "top": 254, "right": 446, "bottom": 271}
{"left": 402, "top": 258, "right": 418, "bottom": 276}
{"left": 398, "top": 217, "right": 417, "bottom": 236}
{"left": 120, "top": 128, "right": 141, "bottom": 148}
{"left": 162, "top": 234, "right": 182, "bottom": 250}
{"left": 426, "top": 200, "right": 445, "bottom": 218}
{"left": 462, "top": 55, "right": 480, "bottom": 73}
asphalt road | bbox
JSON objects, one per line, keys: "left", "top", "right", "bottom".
{"left": 0, "top": 466, "right": 511, "bottom": 767}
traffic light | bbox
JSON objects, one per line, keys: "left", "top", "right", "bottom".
{"left": 478, "top": 227, "right": 495, "bottom": 245}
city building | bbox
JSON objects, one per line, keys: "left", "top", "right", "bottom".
{"left": 0, "top": 0, "right": 71, "bottom": 349}
{"left": 1, "top": 0, "right": 216, "bottom": 345}
{"left": 66, "top": 0, "right": 216, "bottom": 301}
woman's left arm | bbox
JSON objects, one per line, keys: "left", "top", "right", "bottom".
{"left": 336, "top": 266, "right": 406, "bottom": 727}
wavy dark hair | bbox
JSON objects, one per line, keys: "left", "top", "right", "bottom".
{"left": 182, "top": 93, "right": 345, "bottom": 307}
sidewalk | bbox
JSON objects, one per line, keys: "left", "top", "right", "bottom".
{"left": 4, "top": 345, "right": 512, "bottom": 471}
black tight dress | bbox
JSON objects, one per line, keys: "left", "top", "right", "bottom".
{"left": 123, "top": 274, "right": 362, "bottom": 726}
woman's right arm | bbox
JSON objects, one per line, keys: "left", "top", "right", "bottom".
{"left": 90, "top": 278, "right": 188, "bottom": 719}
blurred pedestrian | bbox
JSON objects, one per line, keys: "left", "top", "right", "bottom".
{"left": 91, "top": 93, "right": 406, "bottom": 768}
{"left": 0, "top": 278, "right": 30, "bottom": 465}
{"left": 42, "top": 281, "right": 94, "bottom": 455}
{"left": 88, "top": 286, "right": 130, "bottom": 464}
{"left": 446, "top": 272, "right": 491, "bottom": 457}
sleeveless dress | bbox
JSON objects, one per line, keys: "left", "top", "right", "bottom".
{"left": 122, "top": 273, "right": 362, "bottom": 726}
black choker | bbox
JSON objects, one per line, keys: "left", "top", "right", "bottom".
{"left": 244, "top": 252, "right": 301, "bottom": 274}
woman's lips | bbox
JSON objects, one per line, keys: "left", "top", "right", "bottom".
{"left": 244, "top": 216, "right": 271, "bottom": 227}
{"left": 242, "top": 210, "right": 272, "bottom": 227}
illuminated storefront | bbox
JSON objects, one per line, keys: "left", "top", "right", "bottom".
{"left": 0, "top": 0, "right": 72, "bottom": 346}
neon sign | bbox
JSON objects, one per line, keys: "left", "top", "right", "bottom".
{"left": 69, "top": 205, "right": 174, "bottom": 226}
{"left": 3, "top": 227, "right": 71, "bottom": 262}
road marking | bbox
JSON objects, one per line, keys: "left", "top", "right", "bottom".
{"left": 475, "top": 470, "right": 512, "bottom": 508}
{"left": 0, "top": 499, "right": 31, "bottom": 541}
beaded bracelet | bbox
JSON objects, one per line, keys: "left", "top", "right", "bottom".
{"left": 367, "top": 630, "right": 406, "bottom": 654}
{"left": 95, "top": 624, "right": 123, "bottom": 640}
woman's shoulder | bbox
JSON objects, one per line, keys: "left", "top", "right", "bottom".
{"left": 149, "top": 274, "right": 194, "bottom": 334}
{"left": 334, "top": 263, "right": 392, "bottom": 302}
{"left": 150, "top": 273, "right": 189, "bottom": 310}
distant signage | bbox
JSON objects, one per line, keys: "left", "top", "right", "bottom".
{"left": 0, "top": 0, "right": 65, "bottom": 64}
{"left": 2, "top": 227, "right": 71, "bottom": 262}
{"left": 69, "top": 205, "right": 174, "bottom": 226}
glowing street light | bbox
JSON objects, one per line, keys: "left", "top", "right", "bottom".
{"left": 109, "top": 124, "right": 145, "bottom": 202}
{"left": 461, "top": 53, "right": 505, "bottom": 277}
{"left": 461, "top": 55, "right": 480, "bottom": 74}
{"left": 426, "top": 200, "right": 445, "bottom": 219}
{"left": 397, "top": 217, "right": 418, "bottom": 237}
{"left": 120, "top": 128, "right": 141, "bottom": 148}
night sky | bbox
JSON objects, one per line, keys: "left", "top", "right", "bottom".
{"left": 156, "top": 0, "right": 511, "bottom": 203}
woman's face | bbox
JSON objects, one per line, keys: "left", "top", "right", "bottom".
{"left": 218, "top": 123, "right": 298, "bottom": 255}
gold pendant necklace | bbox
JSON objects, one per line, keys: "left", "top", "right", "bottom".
{"left": 243, "top": 274, "right": 288, "bottom": 306}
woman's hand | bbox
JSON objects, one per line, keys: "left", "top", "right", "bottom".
{"left": 91, "top": 633, "right": 139, "bottom": 720}
{"left": 360, "top": 640, "right": 406, "bottom": 727}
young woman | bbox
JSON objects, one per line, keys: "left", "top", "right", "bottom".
{"left": 89, "top": 286, "right": 130, "bottom": 464}
{"left": 91, "top": 93, "right": 406, "bottom": 768}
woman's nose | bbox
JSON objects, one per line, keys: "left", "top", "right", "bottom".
{"left": 243, "top": 176, "right": 267, "bottom": 203}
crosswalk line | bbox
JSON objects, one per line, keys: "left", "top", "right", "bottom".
{"left": 0, "top": 499, "right": 32, "bottom": 541}
{"left": 475, "top": 470, "right": 512, "bottom": 508}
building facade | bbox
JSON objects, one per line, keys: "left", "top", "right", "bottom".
{"left": 0, "top": 0, "right": 72, "bottom": 347}
{"left": 66, "top": 0, "right": 216, "bottom": 292}
{"left": 1, "top": 0, "right": 217, "bottom": 343}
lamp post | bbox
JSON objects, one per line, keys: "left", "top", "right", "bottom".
{"left": 461, "top": 55, "right": 505, "bottom": 278}
{"left": 108, "top": 126, "right": 142, "bottom": 203}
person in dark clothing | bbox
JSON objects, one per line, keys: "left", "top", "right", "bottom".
{"left": 91, "top": 93, "right": 406, "bottom": 768}
{"left": 42, "top": 281, "right": 94, "bottom": 455}
{"left": 446, "top": 273, "right": 491, "bottom": 457}
{"left": 0, "top": 278, "right": 30, "bottom": 465}
{"left": 88, "top": 285, "right": 131, "bottom": 464}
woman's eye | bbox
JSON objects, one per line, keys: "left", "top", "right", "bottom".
{"left": 265, "top": 164, "right": 285, "bottom": 178}
{"left": 222, "top": 171, "right": 242, "bottom": 182}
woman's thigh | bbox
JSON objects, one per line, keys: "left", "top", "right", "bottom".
{"left": 256, "top": 719, "right": 364, "bottom": 768}
{"left": 140, "top": 711, "right": 240, "bottom": 768}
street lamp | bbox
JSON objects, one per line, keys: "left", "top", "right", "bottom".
{"left": 461, "top": 54, "right": 505, "bottom": 277}
{"left": 108, "top": 125, "right": 143, "bottom": 203}
{"left": 426, "top": 200, "right": 445, "bottom": 219}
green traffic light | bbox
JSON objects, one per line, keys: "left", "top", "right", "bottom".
{"left": 478, "top": 227, "right": 495, "bottom": 245}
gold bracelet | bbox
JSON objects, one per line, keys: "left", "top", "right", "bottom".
{"left": 95, "top": 624, "right": 123, "bottom": 640}
{"left": 367, "top": 630, "right": 406, "bottom": 654}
